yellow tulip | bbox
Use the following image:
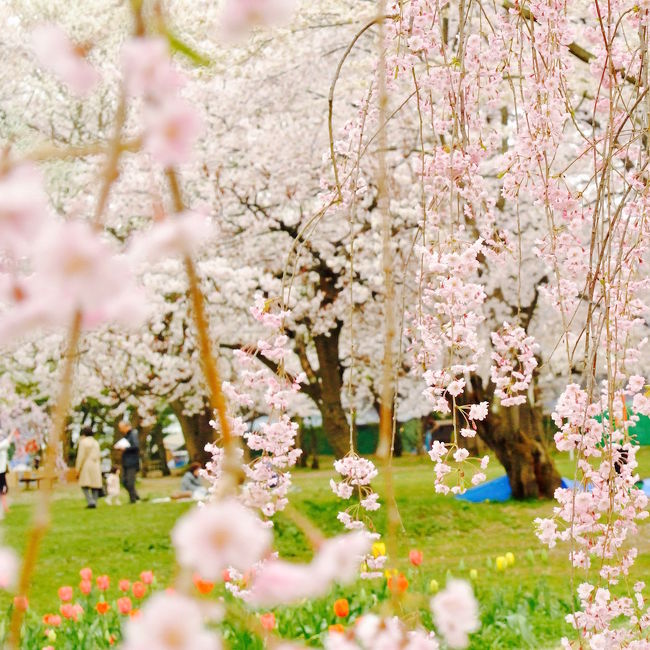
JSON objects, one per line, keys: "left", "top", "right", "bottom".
{"left": 372, "top": 542, "right": 386, "bottom": 558}
{"left": 505, "top": 552, "right": 515, "bottom": 566}
{"left": 429, "top": 579, "right": 439, "bottom": 593}
{"left": 469, "top": 569, "right": 478, "bottom": 580}
{"left": 496, "top": 556, "right": 507, "bottom": 571}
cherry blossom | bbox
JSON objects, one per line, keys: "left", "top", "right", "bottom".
{"left": 122, "top": 592, "right": 222, "bottom": 650}
{"left": 31, "top": 24, "right": 99, "bottom": 96}
{"left": 171, "top": 498, "right": 272, "bottom": 581}
{"left": 430, "top": 580, "right": 479, "bottom": 649}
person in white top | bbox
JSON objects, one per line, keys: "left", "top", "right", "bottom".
{"left": 105, "top": 466, "right": 121, "bottom": 505}
{"left": 0, "top": 430, "right": 18, "bottom": 517}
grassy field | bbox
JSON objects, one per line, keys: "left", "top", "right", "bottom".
{"left": 2, "top": 450, "right": 650, "bottom": 648}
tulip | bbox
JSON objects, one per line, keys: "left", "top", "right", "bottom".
{"left": 387, "top": 573, "right": 409, "bottom": 594}
{"left": 140, "top": 570, "right": 154, "bottom": 584}
{"left": 409, "top": 549, "right": 423, "bottom": 566}
{"left": 132, "top": 580, "right": 147, "bottom": 599}
{"left": 193, "top": 573, "right": 215, "bottom": 595}
{"left": 333, "top": 598, "right": 349, "bottom": 618}
{"left": 117, "top": 596, "right": 132, "bottom": 614}
{"left": 96, "top": 601, "right": 110, "bottom": 614}
{"left": 372, "top": 542, "right": 386, "bottom": 558}
{"left": 260, "top": 612, "right": 276, "bottom": 630}
{"left": 57, "top": 585, "right": 73, "bottom": 602}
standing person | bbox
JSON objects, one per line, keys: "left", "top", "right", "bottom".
{"left": 105, "top": 466, "right": 121, "bottom": 505}
{"left": 118, "top": 421, "right": 140, "bottom": 503}
{"left": 0, "top": 430, "right": 17, "bottom": 518}
{"left": 75, "top": 428, "right": 102, "bottom": 509}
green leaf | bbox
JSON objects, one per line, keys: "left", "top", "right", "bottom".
{"left": 166, "top": 31, "right": 211, "bottom": 67}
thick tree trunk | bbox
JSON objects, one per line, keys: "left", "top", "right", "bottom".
{"left": 171, "top": 404, "right": 215, "bottom": 465}
{"left": 313, "top": 327, "right": 350, "bottom": 458}
{"left": 468, "top": 376, "right": 561, "bottom": 499}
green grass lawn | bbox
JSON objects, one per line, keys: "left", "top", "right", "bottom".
{"left": 3, "top": 450, "right": 650, "bottom": 648}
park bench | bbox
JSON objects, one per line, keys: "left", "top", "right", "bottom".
{"left": 18, "top": 470, "right": 57, "bottom": 489}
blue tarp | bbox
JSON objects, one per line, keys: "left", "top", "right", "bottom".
{"left": 456, "top": 475, "right": 578, "bottom": 503}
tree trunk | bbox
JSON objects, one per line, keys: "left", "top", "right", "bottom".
{"left": 468, "top": 376, "right": 561, "bottom": 499}
{"left": 151, "top": 424, "right": 171, "bottom": 476}
{"left": 313, "top": 327, "right": 350, "bottom": 458}
{"left": 171, "top": 404, "right": 216, "bottom": 465}
{"left": 138, "top": 425, "right": 151, "bottom": 477}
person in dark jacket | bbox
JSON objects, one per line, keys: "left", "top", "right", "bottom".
{"left": 118, "top": 421, "right": 140, "bottom": 503}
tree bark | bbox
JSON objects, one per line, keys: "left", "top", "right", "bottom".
{"left": 313, "top": 326, "right": 351, "bottom": 458}
{"left": 468, "top": 376, "right": 561, "bottom": 499}
{"left": 151, "top": 423, "right": 171, "bottom": 476}
{"left": 171, "top": 404, "right": 215, "bottom": 465}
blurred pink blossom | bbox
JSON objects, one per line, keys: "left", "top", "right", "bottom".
{"left": 123, "top": 592, "right": 221, "bottom": 650}
{"left": 220, "top": 0, "right": 295, "bottom": 36}
{"left": 172, "top": 498, "right": 272, "bottom": 581}
{"left": 121, "top": 37, "right": 183, "bottom": 98}
{"left": 0, "top": 547, "right": 18, "bottom": 590}
{"left": 129, "top": 211, "right": 215, "bottom": 262}
{"left": 430, "top": 580, "right": 479, "bottom": 649}
{"left": 31, "top": 25, "right": 99, "bottom": 96}
{"left": 0, "top": 164, "right": 48, "bottom": 256}
{"left": 144, "top": 98, "right": 203, "bottom": 167}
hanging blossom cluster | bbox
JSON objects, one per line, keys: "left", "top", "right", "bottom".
{"left": 490, "top": 322, "right": 539, "bottom": 407}
{"left": 382, "top": 0, "right": 511, "bottom": 496}
{"left": 499, "top": 0, "right": 650, "bottom": 644}
{"left": 535, "top": 382, "right": 650, "bottom": 647}
{"left": 204, "top": 295, "right": 303, "bottom": 519}
{"left": 410, "top": 242, "right": 491, "bottom": 494}
{"left": 330, "top": 453, "right": 380, "bottom": 528}
{"left": 330, "top": 451, "right": 386, "bottom": 580}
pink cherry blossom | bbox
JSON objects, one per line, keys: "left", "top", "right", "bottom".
{"left": 172, "top": 498, "right": 272, "bottom": 581}
{"left": 0, "top": 164, "right": 48, "bottom": 256}
{"left": 122, "top": 592, "right": 221, "bottom": 650}
{"left": 144, "top": 98, "right": 203, "bottom": 167}
{"left": 129, "top": 211, "right": 216, "bottom": 262}
{"left": 220, "top": 0, "right": 295, "bottom": 36}
{"left": 121, "top": 37, "right": 183, "bottom": 99}
{"left": 248, "top": 531, "right": 371, "bottom": 606}
{"left": 0, "top": 547, "right": 18, "bottom": 590}
{"left": 430, "top": 580, "right": 479, "bottom": 648}
{"left": 31, "top": 25, "right": 99, "bottom": 96}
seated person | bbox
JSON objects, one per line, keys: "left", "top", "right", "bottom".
{"left": 175, "top": 462, "right": 207, "bottom": 500}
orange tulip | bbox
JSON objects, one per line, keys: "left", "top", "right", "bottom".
{"left": 333, "top": 598, "right": 349, "bottom": 618}
{"left": 387, "top": 573, "right": 409, "bottom": 594}
{"left": 95, "top": 601, "right": 110, "bottom": 615}
{"left": 193, "top": 574, "right": 215, "bottom": 595}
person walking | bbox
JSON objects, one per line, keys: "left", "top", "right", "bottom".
{"left": 75, "top": 428, "right": 102, "bottom": 509}
{"left": 118, "top": 421, "right": 140, "bottom": 503}
{"left": 0, "top": 430, "right": 18, "bottom": 518}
